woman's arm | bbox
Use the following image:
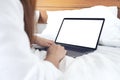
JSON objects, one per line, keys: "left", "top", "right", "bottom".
{"left": 45, "top": 43, "right": 66, "bottom": 68}
{"left": 34, "top": 35, "right": 54, "bottom": 47}
{"left": 34, "top": 35, "right": 66, "bottom": 68}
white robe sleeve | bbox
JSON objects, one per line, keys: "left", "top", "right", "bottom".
{"left": 0, "top": 0, "right": 63, "bottom": 80}
{"left": 24, "top": 61, "right": 63, "bottom": 80}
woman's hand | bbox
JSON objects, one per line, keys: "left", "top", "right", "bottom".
{"left": 45, "top": 43, "right": 66, "bottom": 68}
{"left": 34, "top": 35, "right": 54, "bottom": 47}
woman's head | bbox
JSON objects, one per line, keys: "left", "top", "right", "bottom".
{"left": 21, "top": 0, "right": 36, "bottom": 44}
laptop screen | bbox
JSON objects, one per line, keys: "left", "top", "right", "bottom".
{"left": 55, "top": 18, "right": 105, "bottom": 49}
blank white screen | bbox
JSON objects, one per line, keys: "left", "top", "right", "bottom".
{"left": 56, "top": 19, "right": 103, "bottom": 48}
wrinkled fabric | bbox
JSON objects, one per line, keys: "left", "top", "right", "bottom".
{"left": 60, "top": 46, "right": 120, "bottom": 80}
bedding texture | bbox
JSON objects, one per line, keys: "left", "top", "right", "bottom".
{"left": 33, "top": 45, "right": 120, "bottom": 80}
{"left": 60, "top": 46, "right": 120, "bottom": 80}
{"left": 40, "top": 6, "right": 120, "bottom": 47}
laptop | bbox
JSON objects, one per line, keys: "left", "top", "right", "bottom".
{"left": 55, "top": 18, "right": 105, "bottom": 57}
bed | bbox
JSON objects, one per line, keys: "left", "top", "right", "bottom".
{"left": 34, "top": 0, "right": 120, "bottom": 80}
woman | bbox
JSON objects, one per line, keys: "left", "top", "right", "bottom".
{"left": 21, "top": 0, "right": 54, "bottom": 47}
{"left": 0, "top": 0, "right": 66, "bottom": 80}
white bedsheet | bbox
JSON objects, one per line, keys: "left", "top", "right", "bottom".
{"left": 33, "top": 45, "right": 120, "bottom": 80}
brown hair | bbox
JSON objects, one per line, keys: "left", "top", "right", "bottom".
{"left": 20, "top": 0, "right": 36, "bottom": 44}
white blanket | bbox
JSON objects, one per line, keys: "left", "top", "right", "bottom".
{"left": 34, "top": 45, "right": 120, "bottom": 80}
{"left": 61, "top": 46, "right": 120, "bottom": 80}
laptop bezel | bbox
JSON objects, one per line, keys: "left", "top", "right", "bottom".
{"left": 55, "top": 18, "right": 105, "bottom": 51}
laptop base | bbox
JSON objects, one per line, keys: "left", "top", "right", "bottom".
{"left": 66, "top": 49, "right": 94, "bottom": 58}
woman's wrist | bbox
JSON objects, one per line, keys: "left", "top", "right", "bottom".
{"left": 45, "top": 57, "right": 60, "bottom": 68}
{"left": 33, "top": 35, "right": 38, "bottom": 44}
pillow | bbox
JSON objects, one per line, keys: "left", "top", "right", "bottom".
{"left": 34, "top": 10, "right": 40, "bottom": 33}
{"left": 40, "top": 6, "right": 120, "bottom": 47}
{"left": 34, "top": 10, "right": 40, "bottom": 23}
